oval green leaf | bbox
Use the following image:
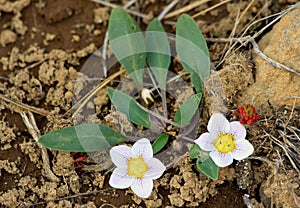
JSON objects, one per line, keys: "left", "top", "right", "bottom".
{"left": 107, "top": 87, "right": 151, "bottom": 128}
{"left": 152, "top": 133, "right": 169, "bottom": 154}
{"left": 146, "top": 18, "right": 170, "bottom": 90}
{"left": 189, "top": 143, "right": 202, "bottom": 159}
{"left": 196, "top": 157, "right": 219, "bottom": 180}
{"left": 38, "top": 124, "right": 126, "bottom": 152}
{"left": 174, "top": 93, "right": 202, "bottom": 126}
{"left": 176, "top": 14, "right": 210, "bottom": 93}
{"left": 108, "top": 8, "right": 146, "bottom": 89}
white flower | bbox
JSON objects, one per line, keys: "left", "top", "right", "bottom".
{"left": 195, "top": 113, "right": 254, "bottom": 167}
{"left": 109, "top": 138, "right": 166, "bottom": 198}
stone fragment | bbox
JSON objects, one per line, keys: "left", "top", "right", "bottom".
{"left": 244, "top": 7, "right": 300, "bottom": 108}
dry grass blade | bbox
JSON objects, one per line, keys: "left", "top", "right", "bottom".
{"left": 158, "top": 0, "right": 180, "bottom": 20}
{"left": 235, "top": 2, "right": 300, "bottom": 48}
{"left": 285, "top": 99, "right": 297, "bottom": 128}
{"left": 102, "top": 31, "right": 109, "bottom": 78}
{"left": 215, "top": 2, "right": 300, "bottom": 70}
{"left": 274, "top": 149, "right": 300, "bottom": 207}
{"left": 192, "top": 0, "right": 231, "bottom": 19}
{"left": 220, "top": 0, "right": 254, "bottom": 63}
{"left": 65, "top": 69, "right": 125, "bottom": 118}
{"left": 0, "top": 94, "right": 50, "bottom": 116}
{"left": 250, "top": 39, "right": 300, "bottom": 76}
{"left": 237, "top": 0, "right": 273, "bottom": 38}
{"left": 263, "top": 128, "right": 300, "bottom": 173}
{"left": 278, "top": 130, "right": 300, "bottom": 168}
{"left": 205, "top": 36, "right": 299, "bottom": 76}
{"left": 123, "top": 0, "right": 138, "bottom": 8}
{"left": 19, "top": 112, "right": 59, "bottom": 182}
{"left": 216, "top": 6, "right": 240, "bottom": 69}
{"left": 163, "top": 0, "right": 211, "bottom": 19}
{"left": 136, "top": 101, "right": 185, "bottom": 128}
{"left": 252, "top": 2, "right": 300, "bottom": 40}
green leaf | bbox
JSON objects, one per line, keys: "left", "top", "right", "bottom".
{"left": 196, "top": 156, "right": 219, "bottom": 180}
{"left": 38, "top": 124, "right": 126, "bottom": 152}
{"left": 189, "top": 143, "right": 202, "bottom": 159}
{"left": 152, "top": 133, "right": 169, "bottom": 154}
{"left": 108, "top": 8, "right": 146, "bottom": 89}
{"left": 107, "top": 87, "right": 151, "bottom": 128}
{"left": 174, "top": 93, "right": 202, "bottom": 126}
{"left": 176, "top": 14, "right": 210, "bottom": 93}
{"left": 146, "top": 18, "right": 170, "bottom": 90}
{"left": 190, "top": 73, "right": 203, "bottom": 94}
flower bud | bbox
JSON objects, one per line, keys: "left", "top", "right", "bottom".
{"left": 141, "top": 88, "right": 154, "bottom": 105}
{"left": 233, "top": 104, "right": 259, "bottom": 125}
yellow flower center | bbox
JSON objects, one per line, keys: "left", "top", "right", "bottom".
{"left": 127, "top": 157, "right": 149, "bottom": 178}
{"left": 214, "top": 133, "right": 236, "bottom": 154}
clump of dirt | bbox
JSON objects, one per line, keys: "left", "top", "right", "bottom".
{"left": 218, "top": 52, "right": 254, "bottom": 106}
{"left": 262, "top": 170, "right": 300, "bottom": 208}
{"left": 204, "top": 51, "right": 254, "bottom": 115}
{"left": 0, "top": 29, "right": 17, "bottom": 47}
{"left": 0, "top": 119, "right": 16, "bottom": 150}
{"left": 0, "top": 0, "right": 30, "bottom": 45}
{"left": 0, "top": 158, "right": 20, "bottom": 176}
{"left": 0, "top": 43, "right": 96, "bottom": 112}
{"left": 165, "top": 154, "right": 236, "bottom": 207}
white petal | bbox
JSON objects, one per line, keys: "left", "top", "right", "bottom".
{"left": 207, "top": 113, "right": 230, "bottom": 134}
{"left": 109, "top": 167, "right": 133, "bottom": 189}
{"left": 144, "top": 158, "right": 166, "bottom": 180}
{"left": 229, "top": 121, "right": 246, "bottom": 140}
{"left": 110, "top": 145, "right": 132, "bottom": 168}
{"left": 209, "top": 151, "right": 233, "bottom": 167}
{"left": 232, "top": 139, "right": 254, "bottom": 160}
{"left": 195, "top": 132, "right": 215, "bottom": 151}
{"left": 131, "top": 177, "right": 153, "bottom": 198}
{"left": 132, "top": 138, "right": 153, "bottom": 159}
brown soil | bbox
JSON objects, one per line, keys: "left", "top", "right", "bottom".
{"left": 0, "top": 0, "right": 299, "bottom": 208}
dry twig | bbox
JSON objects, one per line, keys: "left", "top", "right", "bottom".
{"left": 163, "top": 0, "right": 211, "bottom": 19}
{"left": 0, "top": 94, "right": 50, "bottom": 116}
{"left": 263, "top": 128, "right": 299, "bottom": 173}
{"left": 19, "top": 111, "right": 59, "bottom": 182}
{"left": 205, "top": 35, "right": 300, "bottom": 76}
{"left": 216, "top": 2, "right": 300, "bottom": 71}
{"left": 192, "top": 0, "right": 231, "bottom": 19}
{"left": 136, "top": 101, "right": 185, "bottom": 128}
{"left": 158, "top": 0, "right": 180, "bottom": 21}
{"left": 250, "top": 39, "right": 300, "bottom": 76}
{"left": 65, "top": 68, "right": 125, "bottom": 118}
{"left": 275, "top": 149, "right": 300, "bottom": 207}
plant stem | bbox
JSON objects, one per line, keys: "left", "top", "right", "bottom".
{"left": 136, "top": 102, "right": 185, "bottom": 127}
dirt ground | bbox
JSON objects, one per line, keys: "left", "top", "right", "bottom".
{"left": 0, "top": 0, "right": 299, "bottom": 207}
